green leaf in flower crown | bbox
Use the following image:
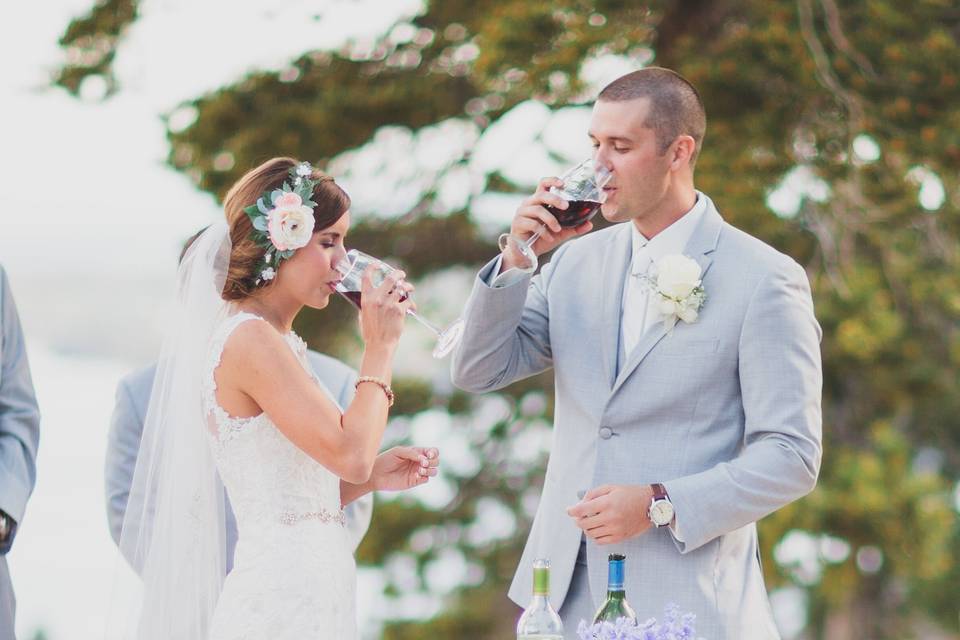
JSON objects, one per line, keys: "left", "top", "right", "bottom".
{"left": 282, "top": 181, "right": 292, "bottom": 193}
{"left": 270, "top": 189, "right": 283, "bottom": 203}
{"left": 253, "top": 216, "right": 269, "bottom": 232}
{"left": 257, "top": 197, "right": 271, "bottom": 214}
{"left": 243, "top": 204, "right": 259, "bottom": 220}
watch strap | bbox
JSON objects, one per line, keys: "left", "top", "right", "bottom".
{"left": 0, "top": 511, "right": 10, "bottom": 542}
{"left": 651, "top": 482, "right": 668, "bottom": 501}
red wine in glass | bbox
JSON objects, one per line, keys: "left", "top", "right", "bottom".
{"left": 334, "top": 249, "right": 463, "bottom": 358}
{"left": 341, "top": 290, "right": 363, "bottom": 309}
{"left": 498, "top": 158, "right": 611, "bottom": 271}
{"left": 340, "top": 289, "right": 408, "bottom": 309}
{"left": 545, "top": 199, "right": 602, "bottom": 227}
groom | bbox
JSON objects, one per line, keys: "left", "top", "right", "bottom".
{"left": 451, "top": 67, "right": 822, "bottom": 639}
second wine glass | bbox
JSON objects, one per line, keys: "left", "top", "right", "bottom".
{"left": 334, "top": 249, "right": 464, "bottom": 359}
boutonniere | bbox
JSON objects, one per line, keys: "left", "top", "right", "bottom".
{"left": 642, "top": 254, "right": 706, "bottom": 331}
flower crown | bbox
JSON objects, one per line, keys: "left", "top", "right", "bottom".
{"left": 243, "top": 162, "right": 328, "bottom": 286}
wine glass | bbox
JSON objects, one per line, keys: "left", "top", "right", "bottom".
{"left": 498, "top": 158, "right": 612, "bottom": 272}
{"left": 334, "top": 249, "right": 465, "bottom": 359}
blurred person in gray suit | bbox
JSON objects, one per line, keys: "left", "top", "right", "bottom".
{"left": 105, "top": 230, "right": 372, "bottom": 571}
{"left": 105, "top": 351, "right": 372, "bottom": 570}
{"left": 452, "top": 68, "right": 822, "bottom": 639}
{"left": 0, "top": 264, "right": 41, "bottom": 639}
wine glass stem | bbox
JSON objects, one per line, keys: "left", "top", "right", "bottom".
{"left": 407, "top": 309, "right": 443, "bottom": 338}
{"left": 523, "top": 227, "right": 544, "bottom": 253}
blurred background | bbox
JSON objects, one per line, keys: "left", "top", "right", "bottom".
{"left": 2, "top": 0, "right": 959, "bottom": 638}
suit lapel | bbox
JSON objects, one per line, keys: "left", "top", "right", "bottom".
{"left": 609, "top": 203, "right": 724, "bottom": 396}
{"left": 598, "top": 225, "right": 634, "bottom": 389}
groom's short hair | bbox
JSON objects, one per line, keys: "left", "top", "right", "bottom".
{"left": 598, "top": 67, "right": 706, "bottom": 166}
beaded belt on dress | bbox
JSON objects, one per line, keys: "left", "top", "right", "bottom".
{"left": 279, "top": 507, "right": 346, "bottom": 527}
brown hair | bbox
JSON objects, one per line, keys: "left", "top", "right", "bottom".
{"left": 598, "top": 67, "right": 706, "bottom": 165}
{"left": 221, "top": 157, "right": 350, "bottom": 301}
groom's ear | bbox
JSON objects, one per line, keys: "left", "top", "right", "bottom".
{"left": 669, "top": 135, "right": 697, "bottom": 170}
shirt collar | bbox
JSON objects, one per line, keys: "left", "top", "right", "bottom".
{"left": 630, "top": 191, "right": 707, "bottom": 274}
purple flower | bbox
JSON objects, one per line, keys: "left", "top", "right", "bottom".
{"left": 577, "top": 604, "right": 701, "bottom": 640}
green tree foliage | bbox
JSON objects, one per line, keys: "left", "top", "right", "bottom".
{"left": 54, "top": 0, "right": 138, "bottom": 96}
{"left": 56, "top": 1, "right": 960, "bottom": 637}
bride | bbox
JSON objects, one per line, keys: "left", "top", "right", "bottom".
{"left": 118, "top": 157, "right": 439, "bottom": 639}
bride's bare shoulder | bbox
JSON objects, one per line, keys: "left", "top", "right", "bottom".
{"left": 216, "top": 318, "right": 293, "bottom": 378}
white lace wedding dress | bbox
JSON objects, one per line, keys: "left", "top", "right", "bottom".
{"left": 202, "top": 312, "right": 356, "bottom": 639}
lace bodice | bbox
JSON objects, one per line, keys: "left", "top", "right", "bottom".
{"left": 202, "top": 311, "right": 345, "bottom": 529}
{"left": 203, "top": 312, "right": 356, "bottom": 639}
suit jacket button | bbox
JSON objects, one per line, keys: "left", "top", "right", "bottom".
{"left": 599, "top": 426, "right": 613, "bottom": 439}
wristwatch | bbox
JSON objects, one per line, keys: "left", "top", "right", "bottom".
{"left": 0, "top": 511, "right": 10, "bottom": 542}
{"left": 648, "top": 483, "right": 675, "bottom": 528}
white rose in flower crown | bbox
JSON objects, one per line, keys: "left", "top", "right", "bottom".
{"left": 267, "top": 192, "right": 314, "bottom": 251}
{"left": 654, "top": 254, "right": 702, "bottom": 299}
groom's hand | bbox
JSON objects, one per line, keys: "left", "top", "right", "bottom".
{"left": 501, "top": 177, "right": 594, "bottom": 272}
{"left": 566, "top": 484, "right": 654, "bottom": 545}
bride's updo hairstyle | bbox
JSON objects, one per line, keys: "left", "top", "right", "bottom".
{"left": 221, "top": 157, "right": 351, "bottom": 301}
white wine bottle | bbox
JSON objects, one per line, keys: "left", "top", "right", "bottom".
{"left": 516, "top": 558, "right": 563, "bottom": 640}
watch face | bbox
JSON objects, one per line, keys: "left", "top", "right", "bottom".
{"left": 650, "top": 500, "right": 674, "bottom": 526}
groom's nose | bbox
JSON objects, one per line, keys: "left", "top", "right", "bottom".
{"left": 593, "top": 148, "right": 614, "bottom": 173}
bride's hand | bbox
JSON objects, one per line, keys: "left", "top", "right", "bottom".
{"left": 358, "top": 266, "right": 416, "bottom": 349}
{"left": 370, "top": 446, "right": 439, "bottom": 491}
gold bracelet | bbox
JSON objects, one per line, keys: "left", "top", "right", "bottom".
{"left": 355, "top": 376, "right": 395, "bottom": 407}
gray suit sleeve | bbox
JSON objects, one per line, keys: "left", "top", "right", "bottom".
{"left": 105, "top": 379, "right": 144, "bottom": 547}
{"left": 451, "top": 249, "right": 568, "bottom": 392}
{"left": 664, "top": 260, "right": 823, "bottom": 553}
{"left": 333, "top": 365, "right": 373, "bottom": 552}
{"left": 0, "top": 267, "right": 40, "bottom": 554}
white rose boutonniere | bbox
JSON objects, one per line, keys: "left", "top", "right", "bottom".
{"left": 644, "top": 254, "right": 706, "bottom": 331}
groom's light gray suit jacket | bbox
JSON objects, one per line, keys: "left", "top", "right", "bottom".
{"left": 452, "top": 196, "right": 822, "bottom": 639}
{"left": 106, "top": 351, "right": 373, "bottom": 572}
{"left": 0, "top": 266, "right": 40, "bottom": 640}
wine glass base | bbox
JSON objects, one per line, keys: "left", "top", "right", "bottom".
{"left": 497, "top": 233, "right": 538, "bottom": 272}
{"left": 432, "top": 318, "right": 465, "bottom": 359}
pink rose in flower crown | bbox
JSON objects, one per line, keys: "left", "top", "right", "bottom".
{"left": 267, "top": 192, "right": 314, "bottom": 251}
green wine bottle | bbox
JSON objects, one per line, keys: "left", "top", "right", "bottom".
{"left": 516, "top": 559, "right": 564, "bottom": 640}
{"left": 592, "top": 553, "right": 637, "bottom": 624}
